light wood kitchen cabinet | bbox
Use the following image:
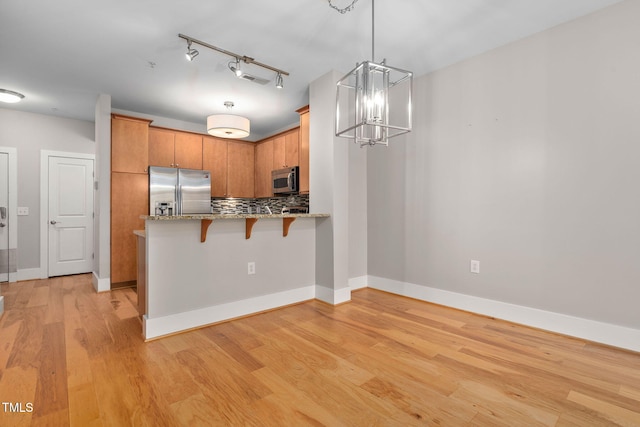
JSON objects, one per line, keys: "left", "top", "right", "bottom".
{"left": 149, "top": 127, "right": 203, "bottom": 169}
{"left": 148, "top": 127, "right": 175, "bottom": 167}
{"left": 227, "top": 141, "right": 255, "bottom": 198}
{"left": 112, "top": 114, "right": 152, "bottom": 173}
{"left": 254, "top": 127, "right": 301, "bottom": 197}
{"left": 273, "top": 129, "right": 299, "bottom": 169}
{"left": 254, "top": 138, "right": 274, "bottom": 198}
{"left": 175, "top": 132, "right": 203, "bottom": 169}
{"left": 297, "top": 105, "right": 310, "bottom": 193}
{"left": 202, "top": 136, "right": 228, "bottom": 197}
{"left": 111, "top": 172, "right": 148, "bottom": 286}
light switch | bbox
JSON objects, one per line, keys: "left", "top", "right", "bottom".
{"left": 17, "top": 207, "right": 29, "bottom": 216}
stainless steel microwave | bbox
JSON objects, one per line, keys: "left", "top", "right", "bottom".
{"left": 272, "top": 166, "right": 299, "bottom": 195}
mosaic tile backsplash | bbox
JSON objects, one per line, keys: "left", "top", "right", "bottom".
{"left": 211, "top": 194, "right": 309, "bottom": 214}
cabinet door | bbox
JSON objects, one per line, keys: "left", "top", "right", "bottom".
{"left": 112, "top": 115, "right": 151, "bottom": 173}
{"left": 285, "top": 128, "right": 300, "bottom": 167}
{"left": 298, "top": 107, "right": 310, "bottom": 193}
{"left": 149, "top": 128, "right": 175, "bottom": 167}
{"left": 111, "top": 172, "right": 148, "bottom": 285}
{"left": 254, "top": 139, "right": 274, "bottom": 198}
{"left": 175, "top": 132, "right": 203, "bottom": 169}
{"left": 273, "top": 135, "right": 286, "bottom": 169}
{"left": 203, "top": 136, "right": 228, "bottom": 197}
{"left": 227, "top": 141, "right": 255, "bottom": 198}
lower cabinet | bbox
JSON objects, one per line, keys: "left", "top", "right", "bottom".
{"left": 111, "top": 172, "right": 148, "bottom": 286}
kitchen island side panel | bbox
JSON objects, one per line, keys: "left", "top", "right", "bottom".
{"left": 144, "top": 218, "right": 316, "bottom": 321}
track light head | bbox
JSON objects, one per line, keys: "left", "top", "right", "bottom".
{"left": 185, "top": 41, "right": 199, "bottom": 61}
{"left": 228, "top": 59, "right": 243, "bottom": 77}
{"left": 275, "top": 73, "right": 284, "bottom": 89}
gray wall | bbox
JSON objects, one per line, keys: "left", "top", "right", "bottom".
{"left": 0, "top": 108, "right": 95, "bottom": 271}
{"left": 368, "top": 0, "right": 640, "bottom": 328}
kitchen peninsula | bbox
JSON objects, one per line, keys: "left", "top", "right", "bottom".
{"left": 137, "top": 213, "right": 329, "bottom": 340}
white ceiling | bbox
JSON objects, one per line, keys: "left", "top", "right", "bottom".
{"left": 0, "top": 0, "right": 622, "bottom": 140}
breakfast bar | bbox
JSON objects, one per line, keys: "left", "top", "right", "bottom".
{"left": 138, "top": 213, "right": 329, "bottom": 340}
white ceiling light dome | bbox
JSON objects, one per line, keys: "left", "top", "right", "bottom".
{"left": 207, "top": 102, "right": 250, "bottom": 139}
{"left": 0, "top": 89, "right": 25, "bottom": 103}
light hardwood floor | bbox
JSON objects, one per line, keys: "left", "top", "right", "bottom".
{"left": 1, "top": 274, "right": 639, "bottom": 426}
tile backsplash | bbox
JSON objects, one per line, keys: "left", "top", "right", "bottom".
{"left": 211, "top": 194, "right": 309, "bottom": 214}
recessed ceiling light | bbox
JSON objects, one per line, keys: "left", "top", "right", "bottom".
{"left": 0, "top": 89, "right": 25, "bottom": 103}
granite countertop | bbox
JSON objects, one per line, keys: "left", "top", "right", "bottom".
{"left": 141, "top": 213, "right": 330, "bottom": 221}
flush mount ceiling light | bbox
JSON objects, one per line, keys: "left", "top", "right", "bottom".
{"left": 333, "top": 0, "right": 413, "bottom": 147}
{"left": 0, "top": 89, "right": 25, "bottom": 103}
{"left": 207, "top": 101, "right": 250, "bottom": 139}
{"left": 179, "top": 33, "right": 289, "bottom": 89}
{"left": 185, "top": 40, "right": 199, "bottom": 61}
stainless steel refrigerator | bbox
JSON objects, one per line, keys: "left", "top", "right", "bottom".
{"left": 149, "top": 167, "right": 211, "bottom": 215}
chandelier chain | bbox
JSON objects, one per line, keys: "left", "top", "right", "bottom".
{"left": 327, "top": 0, "right": 360, "bottom": 14}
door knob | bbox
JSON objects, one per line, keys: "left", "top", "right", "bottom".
{"left": 50, "top": 220, "right": 58, "bottom": 225}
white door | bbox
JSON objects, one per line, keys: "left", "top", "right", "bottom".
{"left": 0, "top": 153, "right": 9, "bottom": 282}
{"left": 48, "top": 156, "right": 94, "bottom": 277}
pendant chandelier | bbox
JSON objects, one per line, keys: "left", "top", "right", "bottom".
{"left": 207, "top": 101, "right": 250, "bottom": 139}
{"left": 334, "top": 0, "right": 413, "bottom": 147}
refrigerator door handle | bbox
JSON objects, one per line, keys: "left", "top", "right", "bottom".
{"left": 176, "top": 184, "right": 181, "bottom": 215}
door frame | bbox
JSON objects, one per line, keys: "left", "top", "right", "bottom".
{"left": 0, "top": 147, "right": 17, "bottom": 283}
{"left": 40, "top": 150, "right": 95, "bottom": 279}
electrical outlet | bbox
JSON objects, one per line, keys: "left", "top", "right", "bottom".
{"left": 248, "top": 262, "right": 256, "bottom": 275}
{"left": 17, "top": 207, "right": 29, "bottom": 216}
{"left": 470, "top": 260, "right": 480, "bottom": 274}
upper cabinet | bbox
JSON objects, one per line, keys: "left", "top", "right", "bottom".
{"left": 148, "top": 128, "right": 175, "bottom": 167}
{"left": 297, "top": 106, "right": 310, "bottom": 194}
{"left": 203, "top": 138, "right": 255, "bottom": 198}
{"left": 227, "top": 141, "right": 255, "bottom": 198}
{"left": 253, "top": 106, "right": 309, "bottom": 197}
{"left": 273, "top": 129, "right": 299, "bottom": 169}
{"left": 149, "top": 127, "right": 203, "bottom": 169}
{"left": 202, "top": 136, "right": 228, "bottom": 197}
{"left": 111, "top": 114, "right": 152, "bottom": 173}
{"left": 175, "top": 132, "right": 203, "bottom": 169}
{"left": 254, "top": 139, "right": 274, "bottom": 198}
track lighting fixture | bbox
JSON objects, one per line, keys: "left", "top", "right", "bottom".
{"left": 0, "top": 89, "right": 25, "bottom": 103}
{"left": 178, "top": 34, "right": 289, "bottom": 89}
{"left": 185, "top": 41, "right": 199, "bottom": 61}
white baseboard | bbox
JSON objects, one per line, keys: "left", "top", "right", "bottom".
{"left": 144, "top": 285, "right": 316, "bottom": 340}
{"left": 349, "top": 275, "right": 369, "bottom": 290}
{"left": 92, "top": 272, "right": 111, "bottom": 292}
{"left": 17, "top": 268, "right": 40, "bottom": 282}
{"left": 315, "top": 285, "right": 351, "bottom": 305}
{"left": 368, "top": 275, "right": 640, "bottom": 353}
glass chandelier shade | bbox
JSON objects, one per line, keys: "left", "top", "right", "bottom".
{"left": 336, "top": 60, "right": 412, "bottom": 146}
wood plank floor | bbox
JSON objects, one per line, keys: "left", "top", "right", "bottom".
{"left": 1, "top": 274, "right": 639, "bottom": 426}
